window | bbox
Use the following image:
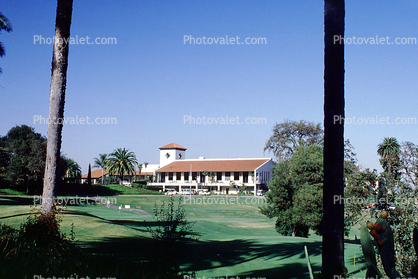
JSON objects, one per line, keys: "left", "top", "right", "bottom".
{"left": 168, "top": 172, "right": 173, "bottom": 181}
{"left": 179, "top": 153, "right": 182, "bottom": 159}
{"left": 166, "top": 152, "right": 170, "bottom": 159}
{"left": 192, "top": 172, "right": 198, "bottom": 181}
{"left": 234, "top": 172, "right": 239, "bottom": 181}
{"left": 217, "top": 172, "right": 222, "bottom": 181}
{"left": 225, "top": 172, "right": 230, "bottom": 181}
{"left": 184, "top": 172, "right": 189, "bottom": 181}
{"left": 160, "top": 172, "right": 165, "bottom": 182}
{"left": 176, "top": 172, "right": 181, "bottom": 181}
{"left": 243, "top": 172, "right": 248, "bottom": 183}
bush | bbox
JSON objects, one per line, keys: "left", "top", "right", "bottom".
{"left": 132, "top": 180, "right": 148, "bottom": 189}
{"left": 0, "top": 206, "right": 85, "bottom": 278}
{"left": 147, "top": 196, "right": 197, "bottom": 279}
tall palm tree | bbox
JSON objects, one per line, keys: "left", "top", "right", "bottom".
{"left": 65, "top": 157, "right": 81, "bottom": 180}
{"left": 93, "top": 153, "right": 108, "bottom": 185}
{"left": 377, "top": 137, "right": 401, "bottom": 174}
{"left": 107, "top": 148, "right": 138, "bottom": 185}
{"left": 323, "top": 0, "right": 346, "bottom": 277}
{"left": 42, "top": 0, "right": 73, "bottom": 216}
{"left": 0, "top": 12, "right": 13, "bottom": 74}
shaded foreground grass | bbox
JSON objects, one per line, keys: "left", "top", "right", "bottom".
{"left": 0, "top": 195, "right": 368, "bottom": 279}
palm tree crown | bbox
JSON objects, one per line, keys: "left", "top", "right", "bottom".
{"left": 0, "top": 12, "right": 13, "bottom": 73}
{"left": 377, "top": 137, "right": 401, "bottom": 174}
{"left": 93, "top": 153, "right": 108, "bottom": 169}
{"left": 377, "top": 137, "right": 400, "bottom": 158}
{"left": 65, "top": 158, "right": 81, "bottom": 178}
{"left": 107, "top": 148, "right": 138, "bottom": 185}
{"left": 93, "top": 153, "right": 108, "bottom": 185}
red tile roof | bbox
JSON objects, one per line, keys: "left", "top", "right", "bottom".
{"left": 156, "top": 158, "right": 271, "bottom": 173}
{"left": 159, "top": 143, "right": 187, "bottom": 150}
{"left": 81, "top": 169, "right": 109, "bottom": 179}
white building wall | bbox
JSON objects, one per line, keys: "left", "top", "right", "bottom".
{"left": 141, "top": 164, "right": 160, "bottom": 173}
{"left": 255, "top": 159, "right": 275, "bottom": 184}
{"left": 159, "top": 148, "right": 186, "bottom": 167}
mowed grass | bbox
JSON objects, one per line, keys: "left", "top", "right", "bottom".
{"left": 0, "top": 195, "right": 368, "bottom": 279}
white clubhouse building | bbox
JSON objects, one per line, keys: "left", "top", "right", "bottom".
{"left": 149, "top": 143, "right": 274, "bottom": 196}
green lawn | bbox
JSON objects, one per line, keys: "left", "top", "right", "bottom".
{"left": 0, "top": 195, "right": 368, "bottom": 279}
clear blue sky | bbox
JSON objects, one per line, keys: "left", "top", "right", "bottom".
{"left": 1, "top": 0, "right": 417, "bottom": 174}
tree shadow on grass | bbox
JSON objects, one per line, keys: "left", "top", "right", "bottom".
{"left": 79, "top": 235, "right": 156, "bottom": 260}
{"left": 64, "top": 209, "right": 198, "bottom": 232}
{"left": 0, "top": 212, "right": 31, "bottom": 220}
{"left": 0, "top": 196, "right": 35, "bottom": 206}
{"left": 181, "top": 238, "right": 322, "bottom": 276}
{"left": 60, "top": 205, "right": 344, "bottom": 279}
{"left": 78, "top": 231, "right": 322, "bottom": 279}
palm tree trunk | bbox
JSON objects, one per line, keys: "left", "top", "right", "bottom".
{"left": 322, "top": 0, "right": 345, "bottom": 277}
{"left": 42, "top": 0, "right": 73, "bottom": 216}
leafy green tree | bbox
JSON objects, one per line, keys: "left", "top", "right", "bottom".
{"left": 0, "top": 12, "right": 12, "bottom": 74}
{"left": 0, "top": 136, "right": 9, "bottom": 181}
{"left": 344, "top": 168, "right": 377, "bottom": 230}
{"left": 344, "top": 139, "right": 359, "bottom": 177}
{"left": 42, "top": 0, "right": 74, "bottom": 216}
{"left": 399, "top": 141, "right": 418, "bottom": 188}
{"left": 388, "top": 181, "right": 418, "bottom": 276}
{"left": 93, "top": 153, "right": 108, "bottom": 185}
{"left": 107, "top": 148, "right": 138, "bottom": 185}
{"left": 261, "top": 145, "right": 323, "bottom": 237}
{"left": 2, "top": 125, "right": 47, "bottom": 193}
{"left": 264, "top": 119, "right": 323, "bottom": 161}
{"left": 385, "top": 141, "right": 418, "bottom": 275}
{"left": 323, "top": 0, "right": 346, "bottom": 276}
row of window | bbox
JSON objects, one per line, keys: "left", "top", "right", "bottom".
{"left": 159, "top": 171, "right": 252, "bottom": 183}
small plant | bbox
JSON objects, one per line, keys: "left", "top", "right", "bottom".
{"left": 147, "top": 196, "right": 196, "bottom": 279}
